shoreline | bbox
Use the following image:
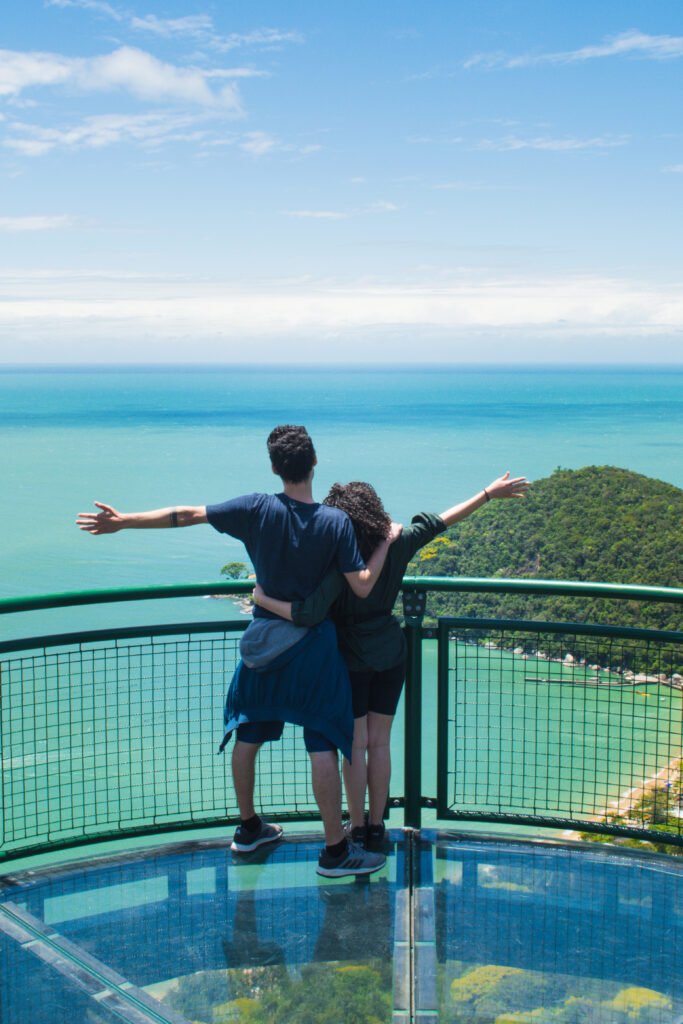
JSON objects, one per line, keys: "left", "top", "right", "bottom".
{"left": 561, "top": 751, "right": 683, "bottom": 841}
{"left": 209, "top": 593, "right": 253, "bottom": 616}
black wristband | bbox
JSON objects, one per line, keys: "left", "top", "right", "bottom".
{"left": 483, "top": 489, "right": 491, "bottom": 502}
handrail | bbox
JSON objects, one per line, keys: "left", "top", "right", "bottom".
{"left": 0, "top": 580, "right": 254, "bottom": 615}
{"left": 1, "top": 576, "right": 681, "bottom": 616}
{"left": 401, "top": 576, "right": 683, "bottom": 603}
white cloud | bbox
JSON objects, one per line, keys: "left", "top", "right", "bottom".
{"left": 239, "top": 130, "right": 278, "bottom": 155}
{"left": 1, "top": 271, "right": 681, "bottom": 350}
{"left": 407, "top": 65, "right": 457, "bottom": 81}
{"left": 0, "top": 47, "right": 242, "bottom": 108}
{"left": 5, "top": 115, "right": 318, "bottom": 158}
{"left": 47, "top": 1, "right": 303, "bottom": 52}
{"left": 204, "top": 68, "right": 269, "bottom": 80}
{"left": 46, "top": 0, "right": 123, "bottom": 18}
{"left": 283, "top": 210, "right": 347, "bottom": 219}
{"left": 204, "top": 28, "right": 305, "bottom": 52}
{"left": 0, "top": 215, "right": 73, "bottom": 231}
{"left": 466, "top": 30, "right": 683, "bottom": 69}
{"left": 663, "top": 164, "right": 683, "bottom": 173}
{"left": 475, "top": 135, "right": 629, "bottom": 152}
{"left": 237, "top": 131, "right": 321, "bottom": 158}
{"left": 430, "top": 181, "right": 517, "bottom": 191}
{"left": 282, "top": 201, "right": 397, "bottom": 219}
{"left": 129, "top": 14, "right": 215, "bottom": 38}
{"left": 4, "top": 111, "right": 213, "bottom": 154}
{"left": 406, "top": 135, "right": 464, "bottom": 145}
{"left": 408, "top": 132, "right": 627, "bottom": 154}
{"left": 369, "top": 201, "right": 398, "bottom": 212}
{"left": 133, "top": 19, "right": 304, "bottom": 52}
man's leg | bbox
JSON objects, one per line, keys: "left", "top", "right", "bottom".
{"left": 309, "top": 750, "right": 345, "bottom": 846}
{"left": 232, "top": 739, "right": 261, "bottom": 820}
{"left": 230, "top": 724, "right": 284, "bottom": 853}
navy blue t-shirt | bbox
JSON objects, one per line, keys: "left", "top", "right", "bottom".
{"left": 206, "top": 492, "right": 365, "bottom": 617}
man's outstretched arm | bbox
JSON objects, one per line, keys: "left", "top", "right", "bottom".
{"left": 76, "top": 502, "right": 208, "bottom": 534}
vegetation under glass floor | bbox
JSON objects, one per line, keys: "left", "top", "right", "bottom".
{"left": 1, "top": 831, "right": 682, "bottom": 1024}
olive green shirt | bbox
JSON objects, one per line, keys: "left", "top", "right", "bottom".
{"left": 291, "top": 512, "right": 446, "bottom": 672}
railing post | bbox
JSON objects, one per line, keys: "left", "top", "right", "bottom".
{"left": 402, "top": 588, "right": 426, "bottom": 829}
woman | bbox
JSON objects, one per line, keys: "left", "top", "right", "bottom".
{"left": 254, "top": 471, "right": 528, "bottom": 850}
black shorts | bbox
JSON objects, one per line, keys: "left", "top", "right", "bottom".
{"left": 347, "top": 659, "right": 406, "bottom": 719}
{"left": 235, "top": 720, "right": 336, "bottom": 753}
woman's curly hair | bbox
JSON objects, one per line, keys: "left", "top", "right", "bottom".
{"left": 324, "top": 481, "right": 391, "bottom": 562}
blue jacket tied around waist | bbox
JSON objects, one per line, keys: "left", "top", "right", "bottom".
{"left": 220, "top": 619, "right": 354, "bottom": 761}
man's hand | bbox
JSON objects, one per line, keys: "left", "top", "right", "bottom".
{"left": 252, "top": 582, "right": 265, "bottom": 606}
{"left": 388, "top": 521, "right": 403, "bottom": 543}
{"left": 485, "top": 472, "right": 529, "bottom": 500}
{"left": 76, "top": 502, "right": 125, "bottom": 534}
{"left": 345, "top": 522, "right": 400, "bottom": 598}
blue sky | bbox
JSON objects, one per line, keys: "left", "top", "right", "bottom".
{"left": 1, "top": 0, "right": 682, "bottom": 363}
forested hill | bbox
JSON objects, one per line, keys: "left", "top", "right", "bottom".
{"left": 407, "top": 466, "right": 682, "bottom": 633}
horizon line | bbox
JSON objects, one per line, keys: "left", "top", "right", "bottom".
{"left": 1, "top": 361, "right": 683, "bottom": 372}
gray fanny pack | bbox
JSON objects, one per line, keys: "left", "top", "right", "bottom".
{"left": 239, "top": 617, "right": 310, "bottom": 669}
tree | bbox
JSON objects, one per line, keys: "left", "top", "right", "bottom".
{"left": 221, "top": 561, "right": 249, "bottom": 579}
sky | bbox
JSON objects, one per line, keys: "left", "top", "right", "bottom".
{"left": 1, "top": 0, "right": 682, "bottom": 364}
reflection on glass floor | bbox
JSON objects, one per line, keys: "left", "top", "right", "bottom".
{"left": 1, "top": 832, "right": 682, "bottom": 1023}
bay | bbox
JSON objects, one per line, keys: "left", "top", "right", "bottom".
{"left": 1, "top": 363, "right": 681, "bottom": 842}
{"left": 1, "top": 364, "right": 681, "bottom": 630}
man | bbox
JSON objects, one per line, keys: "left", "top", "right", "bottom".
{"left": 76, "top": 425, "right": 393, "bottom": 877}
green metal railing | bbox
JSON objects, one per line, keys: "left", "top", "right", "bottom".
{"left": 1, "top": 578, "right": 682, "bottom": 861}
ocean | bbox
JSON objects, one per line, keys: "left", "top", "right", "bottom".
{"left": 2, "top": 364, "right": 681, "bottom": 622}
{"left": 1, "top": 364, "right": 681, "bottom": 837}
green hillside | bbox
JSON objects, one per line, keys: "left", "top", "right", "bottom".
{"left": 407, "top": 466, "right": 683, "bottom": 655}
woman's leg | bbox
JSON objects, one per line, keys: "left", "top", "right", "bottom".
{"left": 342, "top": 715, "right": 368, "bottom": 829}
{"left": 365, "top": 659, "right": 405, "bottom": 827}
{"left": 366, "top": 711, "right": 394, "bottom": 825}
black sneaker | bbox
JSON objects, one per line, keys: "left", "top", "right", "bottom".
{"left": 231, "top": 820, "right": 283, "bottom": 853}
{"left": 366, "top": 822, "right": 386, "bottom": 852}
{"left": 344, "top": 818, "right": 367, "bottom": 846}
{"left": 317, "top": 840, "right": 385, "bottom": 878}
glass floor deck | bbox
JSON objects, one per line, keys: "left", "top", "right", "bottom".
{"left": 1, "top": 831, "right": 683, "bottom": 1024}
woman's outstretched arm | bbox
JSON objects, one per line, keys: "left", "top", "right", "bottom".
{"left": 439, "top": 472, "right": 528, "bottom": 527}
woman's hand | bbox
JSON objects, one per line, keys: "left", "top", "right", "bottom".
{"left": 252, "top": 581, "right": 265, "bottom": 606}
{"left": 485, "top": 472, "right": 529, "bottom": 500}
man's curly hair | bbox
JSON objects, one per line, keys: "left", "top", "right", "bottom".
{"left": 267, "top": 425, "right": 316, "bottom": 483}
{"left": 324, "top": 481, "right": 391, "bottom": 562}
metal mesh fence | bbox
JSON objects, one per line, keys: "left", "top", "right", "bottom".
{"left": 2, "top": 580, "right": 683, "bottom": 861}
{"left": 0, "top": 625, "right": 319, "bottom": 858}
{"left": 437, "top": 620, "right": 683, "bottom": 843}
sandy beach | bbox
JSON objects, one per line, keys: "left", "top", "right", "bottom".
{"left": 562, "top": 752, "right": 683, "bottom": 839}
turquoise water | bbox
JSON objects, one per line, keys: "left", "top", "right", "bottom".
{"left": 1, "top": 365, "right": 681, "bottom": 635}
{"left": 1, "top": 365, "right": 681, "bottom": 839}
